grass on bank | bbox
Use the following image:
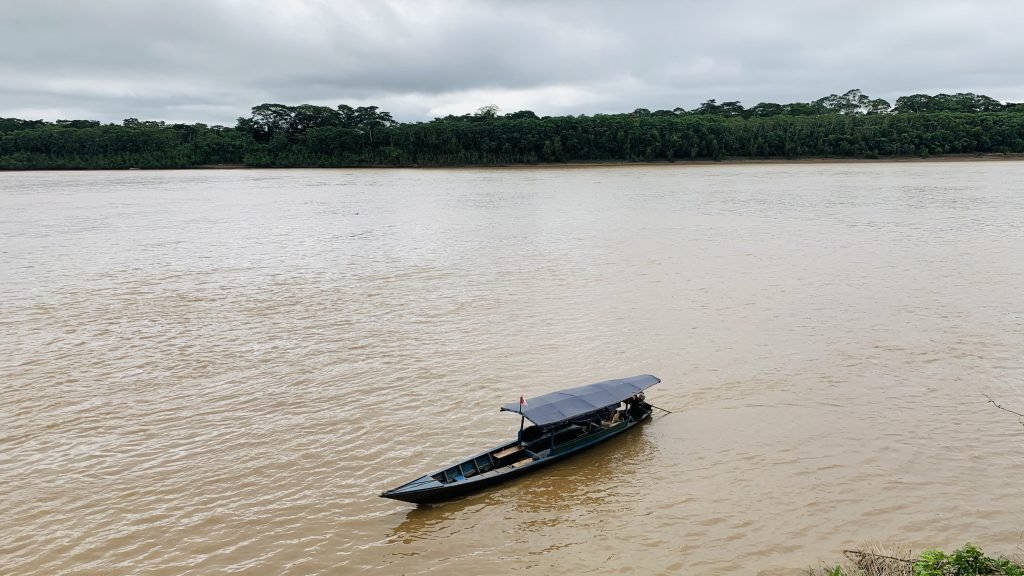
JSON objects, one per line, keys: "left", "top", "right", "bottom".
{"left": 810, "top": 543, "right": 1023, "bottom": 576}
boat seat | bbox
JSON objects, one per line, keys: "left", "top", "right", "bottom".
{"left": 494, "top": 445, "right": 524, "bottom": 459}
{"left": 510, "top": 458, "right": 532, "bottom": 469}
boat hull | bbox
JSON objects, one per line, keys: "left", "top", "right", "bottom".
{"left": 380, "top": 406, "right": 652, "bottom": 504}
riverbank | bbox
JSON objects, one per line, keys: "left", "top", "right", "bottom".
{"left": 463, "top": 152, "right": 1024, "bottom": 169}
{"left": 809, "top": 543, "right": 1022, "bottom": 576}
{"left": 94, "top": 152, "right": 1024, "bottom": 171}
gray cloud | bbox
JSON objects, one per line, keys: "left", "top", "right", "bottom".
{"left": 1, "top": 0, "right": 1022, "bottom": 124}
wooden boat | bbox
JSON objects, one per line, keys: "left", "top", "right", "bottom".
{"left": 380, "top": 374, "right": 660, "bottom": 504}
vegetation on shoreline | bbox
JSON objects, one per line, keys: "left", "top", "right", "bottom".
{"left": 2, "top": 90, "right": 1024, "bottom": 169}
{"left": 811, "top": 543, "right": 1023, "bottom": 576}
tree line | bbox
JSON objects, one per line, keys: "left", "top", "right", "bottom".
{"left": 2, "top": 89, "right": 1024, "bottom": 169}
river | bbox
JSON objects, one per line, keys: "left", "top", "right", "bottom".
{"left": 1, "top": 162, "right": 1022, "bottom": 575}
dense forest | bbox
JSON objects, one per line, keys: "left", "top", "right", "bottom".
{"left": 2, "top": 89, "right": 1024, "bottom": 169}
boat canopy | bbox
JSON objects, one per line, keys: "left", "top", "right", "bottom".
{"left": 500, "top": 374, "right": 660, "bottom": 427}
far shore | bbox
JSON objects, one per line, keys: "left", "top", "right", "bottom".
{"left": 188, "top": 153, "right": 1024, "bottom": 170}
{"left": 5, "top": 154, "right": 1022, "bottom": 172}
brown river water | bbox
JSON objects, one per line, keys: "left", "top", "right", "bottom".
{"left": 1, "top": 163, "right": 1023, "bottom": 575}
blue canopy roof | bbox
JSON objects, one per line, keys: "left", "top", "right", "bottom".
{"left": 500, "top": 374, "right": 660, "bottom": 427}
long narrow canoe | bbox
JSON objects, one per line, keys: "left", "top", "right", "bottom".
{"left": 380, "top": 375, "right": 660, "bottom": 505}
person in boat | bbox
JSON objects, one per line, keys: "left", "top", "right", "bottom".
{"left": 625, "top": 393, "right": 646, "bottom": 419}
{"left": 600, "top": 404, "right": 622, "bottom": 426}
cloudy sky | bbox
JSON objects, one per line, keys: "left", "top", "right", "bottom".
{"left": 2, "top": 0, "right": 1022, "bottom": 125}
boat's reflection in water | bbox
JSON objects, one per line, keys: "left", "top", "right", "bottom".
{"left": 388, "top": 421, "right": 661, "bottom": 544}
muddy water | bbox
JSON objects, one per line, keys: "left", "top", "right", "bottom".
{"left": 1, "top": 163, "right": 1022, "bottom": 575}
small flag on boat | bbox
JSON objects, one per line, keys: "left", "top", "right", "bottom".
{"left": 519, "top": 395, "right": 528, "bottom": 409}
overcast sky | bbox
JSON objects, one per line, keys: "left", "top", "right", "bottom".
{"left": 2, "top": 0, "right": 1022, "bottom": 125}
